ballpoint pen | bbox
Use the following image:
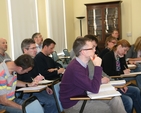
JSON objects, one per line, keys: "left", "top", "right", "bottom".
{"left": 39, "top": 73, "right": 45, "bottom": 80}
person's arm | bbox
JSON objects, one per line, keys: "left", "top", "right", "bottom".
{"left": 34, "top": 55, "right": 60, "bottom": 80}
{"left": 0, "top": 94, "right": 22, "bottom": 110}
{"left": 17, "top": 80, "right": 38, "bottom": 87}
{"left": 73, "top": 56, "right": 102, "bottom": 93}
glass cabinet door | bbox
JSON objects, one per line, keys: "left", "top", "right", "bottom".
{"left": 104, "top": 7, "right": 118, "bottom": 36}
{"left": 88, "top": 8, "right": 103, "bottom": 41}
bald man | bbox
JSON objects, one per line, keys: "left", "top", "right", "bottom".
{"left": 0, "top": 38, "right": 11, "bottom": 63}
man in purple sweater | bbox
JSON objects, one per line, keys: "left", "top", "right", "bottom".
{"left": 59, "top": 37, "right": 126, "bottom": 113}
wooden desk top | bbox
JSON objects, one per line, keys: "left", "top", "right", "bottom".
{"left": 17, "top": 85, "right": 47, "bottom": 93}
{"left": 70, "top": 96, "right": 112, "bottom": 100}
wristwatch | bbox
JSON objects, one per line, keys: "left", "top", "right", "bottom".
{"left": 25, "top": 83, "right": 29, "bottom": 87}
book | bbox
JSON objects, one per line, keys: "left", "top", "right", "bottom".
{"left": 16, "top": 85, "right": 47, "bottom": 92}
{"left": 87, "top": 84, "right": 121, "bottom": 99}
{"left": 38, "top": 80, "right": 53, "bottom": 84}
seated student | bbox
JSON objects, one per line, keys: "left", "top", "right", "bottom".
{"left": 32, "top": 32, "right": 43, "bottom": 53}
{"left": 0, "top": 38, "right": 11, "bottom": 63}
{"left": 17, "top": 38, "right": 58, "bottom": 113}
{"left": 99, "top": 36, "right": 117, "bottom": 59}
{"left": 126, "top": 36, "right": 141, "bottom": 90}
{"left": 0, "top": 54, "right": 37, "bottom": 113}
{"left": 60, "top": 37, "right": 126, "bottom": 113}
{"left": 34, "top": 38, "right": 65, "bottom": 80}
{"left": 102, "top": 39, "right": 141, "bottom": 113}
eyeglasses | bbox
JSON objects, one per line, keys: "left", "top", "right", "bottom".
{"left": 80, "top": 46, "right": 95, "bottom": 52}
{"left": 26, "top": 47, "right": 37, "bottom": 50}
{"left": 110, "top": 41, "right": 116, "bottom": 44}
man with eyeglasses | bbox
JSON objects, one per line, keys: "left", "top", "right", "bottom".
{"left": 59, "top": 37, "right": 126, "bottom": 113}
{"left": 17, "top": 38, "right": 58, "bottom": 113}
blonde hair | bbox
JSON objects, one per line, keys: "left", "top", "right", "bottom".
{"left": 112, "top": 39, "right": 131, "bottom": 51}
{"left": 134, "top": 36, "right": 141, "bottom": 52}
{"left": 105, "top": 36, "right": 117, "bottom": 47}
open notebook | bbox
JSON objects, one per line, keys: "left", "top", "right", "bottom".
{"left": 87, "top": 84, "right": 121, "bottom": 99}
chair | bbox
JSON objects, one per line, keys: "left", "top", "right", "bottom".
{"left": 22, "top": 96, "right": 44, "bottom": 113}
{"left": 52, "top": 81, "right": 89, "bottom": 113}
{"left": 52, "top": 51, "right": 60, "bottom": 62}
{"left": 52, "top": 51, "right": 68, "bottom": 68}
{"left": 63, "top": 49, "right": 70, "bottom": 56}
{"left": 52, "top": 81, "right": 64, "bottom": 113}
{"left": 63, "top": 49, "right": 71, "bottom": 64}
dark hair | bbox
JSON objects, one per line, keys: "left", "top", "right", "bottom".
{"left": 73, "top": 37, "right": 85, "bottom": 57}
{"left": 112, "top": 39, "right": 131, "bottom": 51}
{"left": 84, "top": 34, "right": 98, "bottom": 44}
{"left": 21, "top": 39, "right": 35, "bottom": 53}
{"left": 42, "top": 38, "right": 56, "bottom": 48}
{"left": 32, "top": 32, "right": 40, "bottom": 39}
{"left": 14, "top": 54, "right": 34, "bottom": 70}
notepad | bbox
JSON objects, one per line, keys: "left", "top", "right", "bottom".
{"left": 16, "top": 85, "right": 47, "bottom": 91}
{"left": 127, "top": 64, "right": 136, "bottom": 68}
{"left": 38, "top": 80, "right": 53, "bottom": 84}
{"left": 87, "top": 84, "right": 121, "bottom": 99}
{"left": 109, "top": 80, "right": 126, "bottom": 86}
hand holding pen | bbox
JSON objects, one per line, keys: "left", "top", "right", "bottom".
{"left": 123, "top": 65, "right": 130, "bottom": 74}
{"left": 32, "top": 73, "right": 45, "bottom": 82}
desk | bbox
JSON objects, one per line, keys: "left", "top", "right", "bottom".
{"left": 70, "top": 96, "right": 112, "bottom": 100}
{"left": 114, "top": 81, "right": 131, "bottom": 88}
{"left": 16, "top": 85, "right": 47, "bottom": 93}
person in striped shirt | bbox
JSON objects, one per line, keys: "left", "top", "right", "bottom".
{"left": 0, "top": 54, "right": 37, "bottom": 113}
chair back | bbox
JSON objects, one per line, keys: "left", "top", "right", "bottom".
{"left": 63, "top": 49, "right": 70, "bottom": 56}
{"left": 52, "top": 81, "right": 64, "bottom": 113}
{"left": 22, "top": 96, "right": 44, "bottom": 113}
{"left": 52, "top": 51, "right": 59, "bottom": 61}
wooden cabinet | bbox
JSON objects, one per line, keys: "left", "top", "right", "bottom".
{"left": 85, "top": 1, "right": 122, "bottom": 51}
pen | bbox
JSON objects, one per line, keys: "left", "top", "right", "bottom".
{"left": 31, "top": 77, "right": 34, "bottom": 81}
{"left": 39, "top": 73, "right": 45, "bottom": 80}
{"left": 124, "top": 65, "right": 127, "bottom": 69}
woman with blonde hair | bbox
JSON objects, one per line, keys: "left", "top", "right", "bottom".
{"left": 126, "top": 36, "right": 141, "bottom": 90}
